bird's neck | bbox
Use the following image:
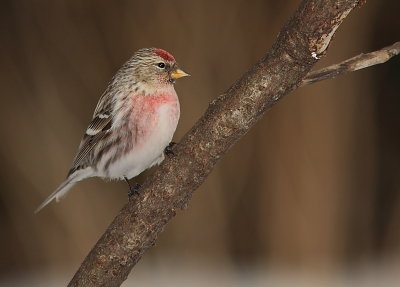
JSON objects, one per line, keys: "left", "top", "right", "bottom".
{"left": 136, "top": 81, "right": 175, "bottom": 97}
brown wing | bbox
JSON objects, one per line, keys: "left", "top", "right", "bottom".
{"left": 67, "top": 90, "right": 114, "bottom": 176}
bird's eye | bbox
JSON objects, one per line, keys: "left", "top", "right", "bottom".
{"left": 157, "top": 62, "right": 166, "bottom": 69}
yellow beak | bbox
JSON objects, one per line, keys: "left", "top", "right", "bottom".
{"left": 170, "top": 68, "right": 190, "bottom": 79}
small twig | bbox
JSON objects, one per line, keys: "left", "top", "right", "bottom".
{"left": 301, "top": 41, "right": 400, "bottom": 86}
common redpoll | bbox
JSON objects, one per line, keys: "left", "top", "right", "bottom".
{"left": 35, "top": 48, "right": 189, "bottom": 213}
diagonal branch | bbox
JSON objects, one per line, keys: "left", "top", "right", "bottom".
{"left": 67, "top": 1, "right": 398, "bottom": 287}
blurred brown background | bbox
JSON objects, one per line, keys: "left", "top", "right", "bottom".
{"left": 1, "top": 0, "right": 399, "bottom": 286}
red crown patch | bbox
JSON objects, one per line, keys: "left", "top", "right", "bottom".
{"left": 155, "top": 48, "right": 175, "bottom": 62}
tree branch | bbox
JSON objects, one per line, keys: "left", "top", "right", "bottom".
{"left": 301, "top": 41, "right": 400, "bottom": 86}
{"left": 67, "top": 1, "right": 396, "bottom": 286}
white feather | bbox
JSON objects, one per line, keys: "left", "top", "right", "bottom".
{"left": 85, "top": 128, "right": 98, "bottom": 136}
{"left": 35, "top": 167, "right": 94, "bottom": 213}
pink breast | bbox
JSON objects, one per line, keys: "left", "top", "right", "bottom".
{"left": 129, "top": 92, "right": 179, "bottom": 143}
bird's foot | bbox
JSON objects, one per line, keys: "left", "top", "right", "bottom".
{"left": 124, "top": 177, "right": 141, "bottom": 197}
{"left": 164, "top": 141, "right": 177, "bottom": 156}
{"left": 128, "top": 183, "right": 141, "bottom": 197}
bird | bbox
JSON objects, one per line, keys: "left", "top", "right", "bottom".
{"left": 35, "top": 48, "right": 189, "bottom": 213}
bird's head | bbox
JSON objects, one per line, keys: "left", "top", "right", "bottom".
{"left": 128, "top": 48, "right": 189, "bottom": 89}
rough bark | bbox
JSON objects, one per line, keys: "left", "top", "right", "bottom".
{"left": 67, "top": 1, "right": 380, "bottom": 286}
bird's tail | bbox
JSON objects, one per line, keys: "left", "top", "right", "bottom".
{"left": 34, "top": 177, "right": 77, "bottom": 214}
{"left": 35, "top": 168, "right": 93, "bottom": 213}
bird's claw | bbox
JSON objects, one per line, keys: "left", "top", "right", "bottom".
{"left": 164, "top": 142, "right": 177, "bottom": 156}
{"left": 128, "top": 183, "right": 141, "bottom": 197}
{"left": 124, "top": 176, "right": 141, "bottom": 197}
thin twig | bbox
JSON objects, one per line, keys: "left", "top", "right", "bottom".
{"left": 301, "top": 41, "right": 400, "bottom": 86}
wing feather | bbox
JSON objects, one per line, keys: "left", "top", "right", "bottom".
{"left": 68, "top": 90, "right": 115, "bottom": 175}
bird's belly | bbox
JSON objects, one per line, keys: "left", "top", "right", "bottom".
{"left": 104, "top": 100, "right": 179, "bottom": 179}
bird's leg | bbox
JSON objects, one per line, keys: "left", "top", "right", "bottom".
{"left": 164, "top": 141, "right": 177, "bottom": 156}
{"left": 124, "top": 176, "right": 141, "bottom": 197}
